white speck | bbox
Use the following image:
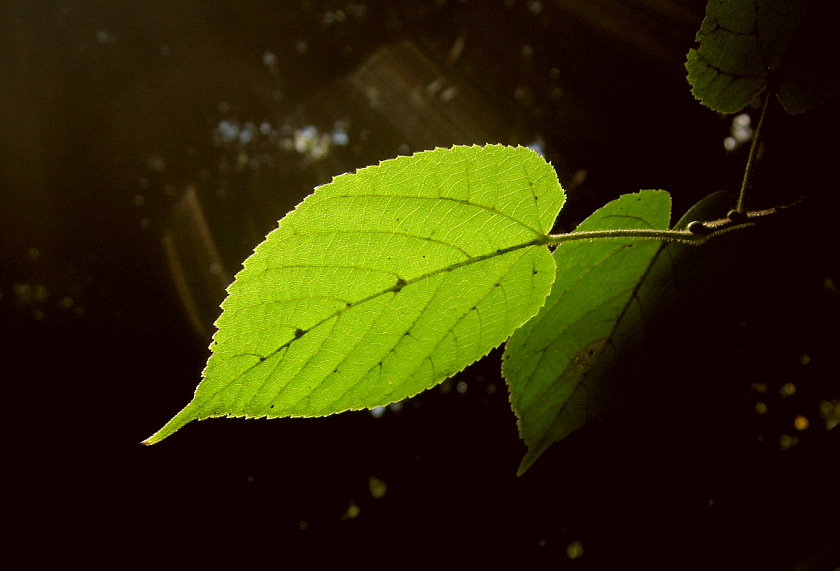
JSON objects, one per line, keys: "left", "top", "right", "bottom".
{"left": 528, "top": 139, "right": 545, "bottom": 156}
{"left": 725, "top": 113, "right": 753, "bottom": 150}
{"left": 215, "top": 120, "right": 240, "bottom": 144}
{"left": 732, "top": 123, "right": 752, "bottom": 143}
{"left": 239, "top": 122, "right": 256, "bottom": 144}
{"left": 370, "top": 406, "right": 386, "bottom": 418}
{"left": 294, "top": 125, "right": 318, "bottom": 153}
{"left": 724, "top": 136, "right": 737, "bottom": 151}
{"left": 733, "top": 113, "right": 751, "bottom": 128}
{"left": 331, "top": 121, "right": 349, "bottom": 145}
{"left": 262, "top": 51, "right": 277, "bottom": 68}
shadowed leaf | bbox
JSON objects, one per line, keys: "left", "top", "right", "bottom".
{"left": 504, "top": 190, "right": 734, "bottom": 474}
{"left": 503, "top": 190, "right": 672, "bottom": 474}
{"left": 684, "top": 0, "right": 836, "bottom": 115}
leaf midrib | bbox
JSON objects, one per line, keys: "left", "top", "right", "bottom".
{"left": 212, "top": 235, "right": 549, "bottom": 404}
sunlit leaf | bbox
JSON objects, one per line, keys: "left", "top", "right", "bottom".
{"left": 145, "top": 144, "right": 565, "bottom": 444}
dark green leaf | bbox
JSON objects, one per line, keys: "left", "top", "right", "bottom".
{"left": 684, "top": 0, "right": 835, "bottom": 114}
{"left": 503, "top": 190, "right": 671, "bottom": 474}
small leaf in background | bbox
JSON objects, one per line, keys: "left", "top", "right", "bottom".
{"left": 684, "top": 0, "right": 838, "bottom": 115}
{"left": 686, "top": 0, "right": 770, "bottom": 114}
{"left": 503, "top": 190, "right": 671, "bottom": 475}
{"left": 145, "top": 144, "right": 565, "bottom": 444}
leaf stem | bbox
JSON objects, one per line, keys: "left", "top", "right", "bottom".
{"left": 736, "top": 90, "right": 772, "bottom": 215}
{"left": 549, "top": 228, "right": 700, "bottom": 244}
{"left": 547, "top": 227, "right": 720, "bottom": 246}
{"left": 545, "top": 202, "right": 797, "bottom": 246}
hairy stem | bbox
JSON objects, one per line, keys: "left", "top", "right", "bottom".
{"left": 544, "top": 203, "right": 796, "bottom": 246}
{"left": 736, "top": 90, "right": 772, "bottom": 214}
{"left": 546, "top": 226, "right": 732, "bottom": 246}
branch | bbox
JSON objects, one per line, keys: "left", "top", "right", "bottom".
{"left": 544, "top": 201, "right": 800, "bottom": 246}
{"left": 736, "top": 90, "right": 772, "bottom": 214}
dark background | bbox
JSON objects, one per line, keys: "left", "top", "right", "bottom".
{"left": 2, "top": 1, "right": 838, "bottom": 568}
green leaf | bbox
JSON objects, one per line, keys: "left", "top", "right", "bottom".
{"left": 502, "top": 190, "right": 671, "bottom": 475}
{"left": 685, "top": 0, "right": 814, "bottom": 114}
{"left": 686, "top": 0, "right": 769, "bottom": 114}
{"left": 144, "top": 144, "right": 565, "bottom": 444}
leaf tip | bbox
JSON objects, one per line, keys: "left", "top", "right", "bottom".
{"left": 516, "top": 450, "right": 540, "bottom": 477}
{"left": 141, "top": 404, "right": 199, "bottom": 446}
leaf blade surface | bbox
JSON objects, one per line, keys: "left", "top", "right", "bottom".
{"left": 685, "top": 0, "right": 809, "bottom": 114}
{"left": 503, "top": 190, "right": 671, "bottom": 474}
{"left": 686, "top": 0, "right": 767, "bottom": 114}
{"left": 145, "top": 144, "right": 564, "bottom": 443}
